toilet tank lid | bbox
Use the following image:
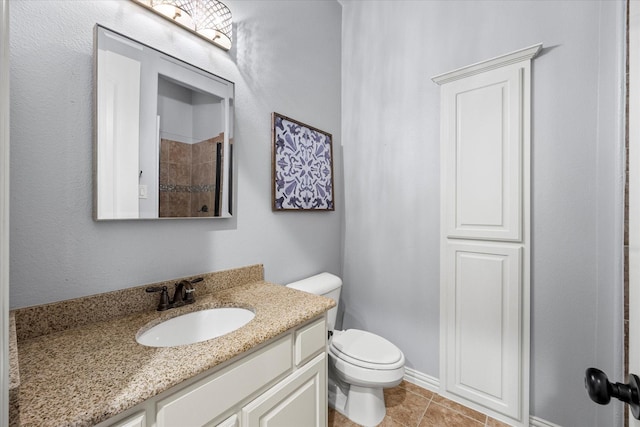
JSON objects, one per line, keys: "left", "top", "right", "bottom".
{"left": 286, "top": 272, "right": 342, "bottom": 295}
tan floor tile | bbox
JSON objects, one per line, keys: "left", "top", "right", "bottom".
{"left": 378, "top": 415, "right": 412, "bottom": 427}
{"left": 328, "top": 407, "right": 360, "bottom": 427}
{"left": 486, "top": 417, "right": 512, "bottom": 427}
{"left": 430, "top": 394, "right": 487, "bottom": 423}
{"left": 328, "top": 382, "right": 501, "bottom": 427}
{"left": 383, "top": 385, "right": 431, "bottom": 427}
{"left": 328, "top": 407, "right": 409, "bottom": 427}
{"left": 398, "top": 381, "right": 436, "bottom": 400}
{"left": 419, "top": 402, "right": 485, "bottom": 427}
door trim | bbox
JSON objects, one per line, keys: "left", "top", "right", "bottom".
{"left": 628, "top": 1, "right": 640, "bottom": 425}
{"left": 0, "top": 0, "right": 10, "bottom": 425}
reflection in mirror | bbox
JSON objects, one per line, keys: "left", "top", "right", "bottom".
{"left": 93, "top": 25, "right": 234, "bottom": 220}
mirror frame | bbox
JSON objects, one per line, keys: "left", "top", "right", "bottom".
{"left": 93, "top": 25, "right": 234, "bottom": 220}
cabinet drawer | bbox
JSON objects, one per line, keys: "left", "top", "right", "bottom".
{"left": 107, "top": 411, "right": 146, "bottom": 427}
{"left": 294, "top": 318, "right": 326, "bottom": 366}
{"left": 209, "top": 414, "right": 238, "bottom": 427}
{"left": 156, "top": 335, "right": 292, "bottom": 427}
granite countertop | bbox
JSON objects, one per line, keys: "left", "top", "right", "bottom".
{"left": 12, "top": 281, "right": 335, "bottom": 427}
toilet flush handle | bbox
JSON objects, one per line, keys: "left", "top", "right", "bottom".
{"left": 585, "top": 367, "right": 640, "bottom": 419}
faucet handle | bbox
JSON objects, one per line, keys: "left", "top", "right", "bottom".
{"left": 184, "top": 277, "right": 203, "bottom": 304}
{"left": 146, "top": 286, "right": 170, "bottom": 311}
{"left": 184, "top": 286, "right": 195, "bottom": 304}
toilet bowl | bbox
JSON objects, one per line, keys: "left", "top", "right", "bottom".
{"left": 286, "top": 273, "right": 405, "bottom": 427}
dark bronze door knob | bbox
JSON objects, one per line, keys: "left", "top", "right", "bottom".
{"left": 585, "top": 367, "right": 640, "bottom": 419}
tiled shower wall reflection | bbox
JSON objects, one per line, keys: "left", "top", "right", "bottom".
{"left": 159, "top": 133, "right": 223, "bottom": 217}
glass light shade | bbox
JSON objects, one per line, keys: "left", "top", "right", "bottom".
{"left": 197, "top": 28, "right": 231, "bottom": 50}
{"left": 152, "top": 4, "right": 196, "bottom": 30}
{"left": 132, "top": 0, "right": 233, "bottom": 51}
{"left": 193, "top": 0, "right": 232, "bottom": 48}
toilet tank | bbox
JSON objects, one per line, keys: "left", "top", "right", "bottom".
{"left": 286, "top": 272, "right": 342, "bottom": 332}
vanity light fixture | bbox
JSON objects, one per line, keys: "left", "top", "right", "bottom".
{"left": 131, "top": 0, "right": 232, "bottom": 51}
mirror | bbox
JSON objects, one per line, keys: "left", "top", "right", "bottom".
{"left": 93, "top": 25, "right": 234, "bottom": 220}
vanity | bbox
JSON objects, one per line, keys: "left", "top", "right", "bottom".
{"left": 9, "top": 265, "right": 335, "bottom": 427}
{"left": 100, "top": 318, "right": 327, "bottom": 427}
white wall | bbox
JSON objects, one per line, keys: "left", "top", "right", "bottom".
{"left": 158, "top": 77, "right": 195, "bottom": 143}
{"left": 193, "top": 92, "right": 223, "bottom": 142}
{"left": 0, "top": 1, "right": 9, "bottom": 425}
{"left": 9, "top": 0, "right": 342, "bottom": 306}
{"left": 341, "top": 1, "right": 625, "bottom": 426}
{"left": 157, "top": 79, "right": 223, "bottom": 143}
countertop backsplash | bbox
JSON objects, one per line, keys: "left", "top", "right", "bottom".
{"left": 12, "top": 264, "right": 264, "bottom": 342}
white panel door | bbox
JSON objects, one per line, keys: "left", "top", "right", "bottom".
{"left": 96, "top": 49, "right": 141, "bottom": 219}
{"left": 443, "top": 241, "right": 523, "bottom": 419}
{"left": 442, "top": 64, "right": 523, "bottom": 242}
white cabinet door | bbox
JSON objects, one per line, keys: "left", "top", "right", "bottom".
{"left": 441, "top": 64, "right": 522, "bottom": 242}
{"left": 442, "top": 241, "right": 523, "bottom": 419}
{"left": 242, "top": 353, "right": 326, "bottom": 427}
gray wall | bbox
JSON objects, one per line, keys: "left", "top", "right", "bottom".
{"left": 9, "top": 0, "right": 342, "bottom": 307}
{"left": 10, "top": 0, "right": 627, "bottom": 425}
{"left": 340, "top": 1, "right": 625, "bottom": 426}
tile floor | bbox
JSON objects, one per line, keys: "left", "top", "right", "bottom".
{"left": 328, "top": 381, "right": 511, "bottom": 427}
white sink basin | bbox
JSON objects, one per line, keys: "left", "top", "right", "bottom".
{"left": 136, "top": 307, "right": 255, "bottom": 347}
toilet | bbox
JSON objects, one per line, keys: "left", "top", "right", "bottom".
{"left": 287, "top": 273, "right": 405, "bottom": 427}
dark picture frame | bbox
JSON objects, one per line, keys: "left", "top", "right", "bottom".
{"left": 271, "top": 113, "right": 335, "bottom": 211}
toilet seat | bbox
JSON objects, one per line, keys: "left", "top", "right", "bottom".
{"left": 285, "top": 273, "right": 405, "bottom": 427}
{"left": 328, "top": 329, "right": 406, "bottom": 422}
{"left": 330, "top": 329, "right": 405, "bottom": 370}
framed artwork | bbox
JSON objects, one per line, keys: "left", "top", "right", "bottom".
{"left": 272, "top": 113, "right": 335, "bottom": 211}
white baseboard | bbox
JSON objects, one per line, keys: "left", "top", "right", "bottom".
{"left": 403, "top": 368, "right": 561, "bottom": 427}
{"left": 529, "top": 417, "right": 562, "bottom": 427}
{"left": 403, "top": 366, "right": 439, "bottom": 392}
